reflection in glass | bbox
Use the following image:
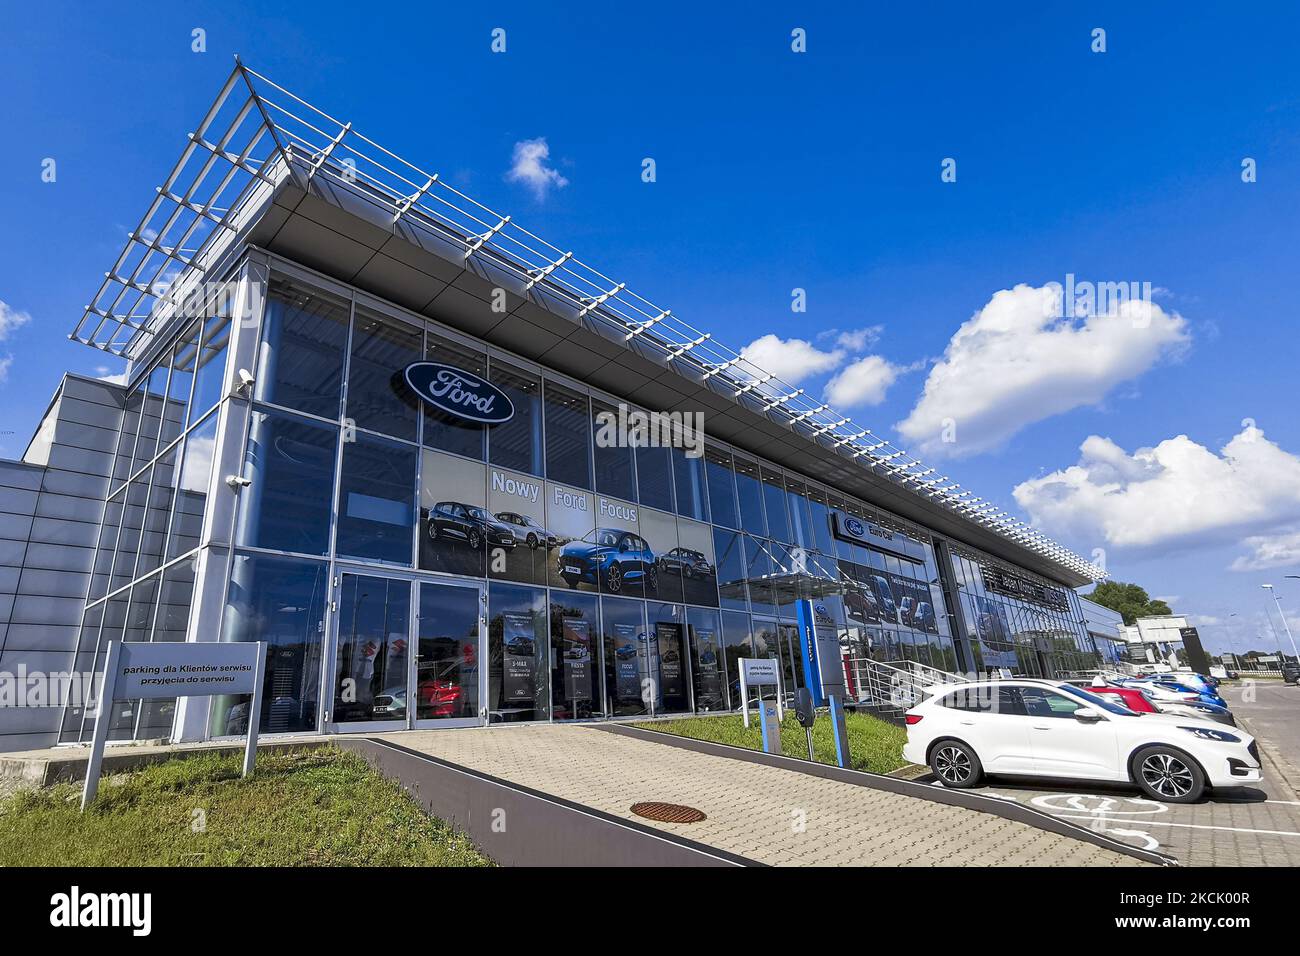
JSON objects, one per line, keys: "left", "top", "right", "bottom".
{"left": 544, "top": 381, "right": 592, "bottom": 489}
{"left": 488, "top": 363, "right": 543, "bottom": 476}
{"left": 423, "top": 332, "right": 487, "bottom": 459}
{"left": 332, "top": 575, "right": 411, "bottom": 723}
{"left": 335, "top": 434, "right": 416, "bottom": 564}
{"left": 734, "top": 456, "right": 766, "bottom": 537}
{"left": 167, "top": 412, "right": 217, "bottom": 559}
{"left": 190, "top": 314, "right": 230, "bottom": 426}
{"left": 713, "top": 528, "right": 748, "bottom": 612}
{"left": 238, "top": 409, "right": 338, "bottom": 556}
{"left": 720, "top": 609, "right": 754, "bottom": 710}
{"left": 687, "top": 606, "right": 726, "bottom": 711}
{"left": 347, "top": 311, "right": 421, "bottom": 441}
{"left": 602, "top": 596, "right": 650, "bottom": 717}
{"left": 550, "top": 590, "right": 602, "bottom": 719}
{"left": 704, "top": 447, "right": 738, "bottom": 529}
{"left": 672, "top": 446, "right": 709, "bottom": 522}
{"left": 592, "top": 399, "right": 636, "bottom": 501}
{"left": 648, "top": 602, "right": 691, "bottom": 713}
{"left": 417, "top": 582, "right": 481, "bottom": 720}
{"left": 762, "top": 470, "right": 792, "bottom": 544}
{"left": 256, "top": 280, "right": 349, "bottom": 419}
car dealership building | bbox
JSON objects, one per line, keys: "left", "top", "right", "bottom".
{"left": 0, "top": 65, "right": 1106, "bottom": 752}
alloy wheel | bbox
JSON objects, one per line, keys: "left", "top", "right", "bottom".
{"left": 1140, "top": 752, "right": 1194, "bottom": 798}
{"left": 934, "top": 745, "right": 972, "bottom": 785}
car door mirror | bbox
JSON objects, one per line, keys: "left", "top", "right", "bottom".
{"left": 1073, "top": 706, "right": 1104, "bottom": 722}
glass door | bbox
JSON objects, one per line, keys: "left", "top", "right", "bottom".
{"left": 414, "top": 579, "right": 485, "bottom": 728}
{"left": 327, "top": 573, "right": 413, "bottom": 732}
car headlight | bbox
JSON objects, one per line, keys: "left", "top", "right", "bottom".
{"left": 1179, "top": 726, "right": 1240, "bottom": 742}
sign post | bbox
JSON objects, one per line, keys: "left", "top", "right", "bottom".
{"left": 81, "top": 641, "right": 267, "bottom": 811}
{"left": 797, "top": 599, "right": 850, "bottom": 768}
{"left": 739, "top": 658, "right": 783, "bottom": 754}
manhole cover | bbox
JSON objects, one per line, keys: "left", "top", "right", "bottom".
{"left": 630, "top": 801, "right": 707, "bottom": 823}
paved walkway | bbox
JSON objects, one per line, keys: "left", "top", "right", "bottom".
{"left": 379, "top": 725, "right": 1147, "bottom": 867}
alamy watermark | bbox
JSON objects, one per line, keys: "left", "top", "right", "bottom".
{"left": 593, "top": 403, "right": 704, "bottom": 458}
{"left": 1042, "top": 273, "right": 1153, "bottom": 321}
{"left": 0, "top": 666, "right": 99, "bottom": 709}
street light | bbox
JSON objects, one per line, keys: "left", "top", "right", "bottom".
{"left": 1261, "top": 584, "right": 1298, "bottom": 666}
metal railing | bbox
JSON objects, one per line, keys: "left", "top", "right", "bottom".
{"left": 844, "top": 657, "right": 969, "bottom": 714}
{"left": 68, "top": 58, "right": 1103, "bottom": 584}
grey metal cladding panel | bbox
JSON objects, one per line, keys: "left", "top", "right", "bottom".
{"left": 12, "top": 594, "right": 85, "bottom": 627}
{"left": 535, "top": 339, "right": 614, "bottom": 379}
{"left": 35, "top": 492, "right": 105, "bottom": 524}
{"left": 0, "top": 732, "right": 62, "bottom": 753}
{"left": 0, "top": 487, "right": 39, "bottom": 519}
{"left": 351, "top": 253, "right": 449, "bottom": 312}
{"left": 510, "top": 300, "right": 582, "bottom": 340}
{"left": 377, "top": 232, "right": 465, "bottom": 285}
{"left": 0, "top": 463, "right": 44, "bottom": 492}
{"left": 584, "top": 362, "right": 650, "bottom": 395}
{"left": 17, "top": 567, "right": 89, "bottom": 600}
{"left": 0, "top": 567, "right": 19, "bottom": 593}
{"left": 37, "top": 467, "right": 110, "bottom": 498}
{"left": 57, "top": 395, "right": 124, "bottom": 429}
{"left": 44, "top": 444, "right": 115, "bottom": 478}
{"left": 391, "top": 219, "right": 477, "bottom": 283}
{"left": 0, "top": 626, "right": 81, "bottom": 654}
{"left": 424, "top": 284, "right": 506, "bottom": 338}
{"left": 483, "top": 314, "right": 564, "bottom": 356}
{"left": 0, "top": 513, "right": 33, "bottom": 542}
{"left": 0, "top": 540, "right": 26, "bottom": 567}
{"left": 51, "top": 420, "right": 120, "bottom": 455}
{"left": 21, "top": 543, "right": 94, "bottom": 574}
{"left": 626, "top": 379, "right": 689, "bottom": 412}
{"left": 456, "top": 262, "right": 527, "bottom": 313}
{"left": 61, "top": 375, "right": 128, "bottom": 409}
{"left": 0, "top": 708, "right": 62, "bottom": 737}
{"left": 29, "top": 517, "right": 100, "bottom": 549}
{"left": 0, "top": 593, "right": 12, "bottom": 622}
{"left": 294, "top": 190, "right": 393, "bottom": 251}
{"left": 267, "top": 213, "right": 376, "bottom": 281}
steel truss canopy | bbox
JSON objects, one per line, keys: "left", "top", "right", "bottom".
{"left": 68, "top": 59, "right": 1103, "bottom": 586}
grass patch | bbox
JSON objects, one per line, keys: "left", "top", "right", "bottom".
{"left": 634, "top": 709, "right": 909, "bottom": 774}
{"left": 0, "top": 746, "right": 492, "bottom": 867}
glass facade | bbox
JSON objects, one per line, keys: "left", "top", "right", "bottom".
{"left": 62, "top": 262, "right": 1101, "bottom": 742}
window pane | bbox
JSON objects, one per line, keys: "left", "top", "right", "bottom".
{"left": 635, "top": 443, "right": 674, "bottom": 511}
{"left": 190, "top": 314, "right": 230, "bottom": 426}
{"left": 238, "top": 409, "right": 338, "bottom": 556}
{"left": 110, "top": 469, "right": 150, "bottom": 592}
{"left": 704, "top": 446, "right": 738, "bottom": 529}
{"left": 167, "top": 412, "right": 218, "bottom": 559}
{"left": 807, "top": 486, "right": 835, "bottom": 555}
{"left": 136, "top": 441, "right": 178, "bottom": 577}
{"left": 720, "top": 610, "right": 754, "bottom": 709}
{"left": 133, "top": 364, "right": 170, "bottom": 471}
{"left": 346, "top": 310, "right": 421, "bottom": 441}
{"left": 592, "top": 399, "right": 636, "bottom": 501}
{"left": 672, "top": 446, "right": 708, "bottom": 522}
{"left": 713, "top": 527, "right": 748, "bottom": 612}
{"left": 488, "top": 362, "right": 542, "bottom": 476}
{"left": 423, "top": 332, "right": 487, "bottom": 459}
{"left": 784, "top": 477, "right": 812, "bottom": 550}
{"left": 112, "top": 380, "right": 144, "bottom": 485}
{"left": 162, "top": 324, "right": 196, "bottom": 446}
{"left": 762, "top": 469, "right": 792, "bottom": 544}
{"left": 256, "top": 279, "right": 349, "bottom": 419}
{"left": 336, "top": 433, "right": 416, "bottom": 564}
{"left": 89, "top": 491, "right": 124, "bottom": 601}
{"left": 745, "top": 535, "right": 776, "bottom": 616}
{"left": 647, "top": 602, "right": 691, "bottom": 713}
{"left": 602, "top": 596, "right": 649, "bottom": 717}
{"left": 153, "top": 556, "right": 196, "bottom": 643}
{"left": 544, "top": 380, "right": 592, "bottom": 489}
{"left": 550, "top": 590, "right": 602, "bottom": 720}
{"left": 734, "top": 456, "right": 766, "bottom": 537}
{"left": 487, "top": 581, "right": 548, "bottom": 722}
{"left": 332, "top": 576, "right": 411, "bottom": 723}
{"left": 687, "top": 606, "right": 726, "bottom": 712}
{"left": 214, "top": 553, "right": 329, "bottom": 735}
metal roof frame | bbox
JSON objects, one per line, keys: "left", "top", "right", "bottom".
{"left": 68, "top": 59, "right": 1103, "bottom": 584}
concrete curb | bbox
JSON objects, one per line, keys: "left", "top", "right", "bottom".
{"left": 598, "top": 723, "right": 1178, "bottom": 867}
{"left": 339, "top": 737, "right": 760, "bottom": 867}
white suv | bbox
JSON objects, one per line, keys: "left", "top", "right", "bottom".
{"left": 902, "top": 679, "right": 1261, "bottom": 803}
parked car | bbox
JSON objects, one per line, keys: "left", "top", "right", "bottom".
{"left": 871, "top": 575, "right": 898, "bottom": 619}
{"left": 911, "top": 601, "right": 937, "bottom": 631}
{"left": 427, "top": 501, "right": 516, "bottom": 551}
{"left": 903, "top": 679, "right": 1261, "bottom": 802}
{"left": 844, "top": 585, "right": 881, "bottom": 623}
{"left": 656, "top": 547, "right": 714, "bottom": 580}
{"left": 557, "top": 528, "right": 658, "bottom": 593}
{"left": 1283, "top": 662, "right": 1300, "bottom": 685}
{"left": 897, "top": 596, "right": 915, "bottom": 626}
{"left": 1083, "top": 681, "right": 1237, "bottom": 727}
{"left": 1125, "top": 676, "right": 1227, "bottom": 709}
{"left": 492, "top": 511, "right": 557, "bottom": 550}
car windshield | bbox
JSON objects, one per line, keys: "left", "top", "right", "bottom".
{"left": 465, "top": 506, "right": 490, "bottom": 521}
{"left": 581, "top": 528, "right": 623, "bottom": 547}
{"left": 1056, "top": 683, "right": 1139, "bottom": 716}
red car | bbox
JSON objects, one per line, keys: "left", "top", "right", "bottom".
{"left": 1083, "top": 684, "right": 1157, "bottom": 713}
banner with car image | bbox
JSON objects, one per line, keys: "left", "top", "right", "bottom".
{"left": 560, "top": 617, "right": 594, "bottom": 702}
{"left": 419, "top": 449, "right": 491, "bottom": 576}
{"left": 886, "top": 573, "right": 939, "bottom": 633}
{"left": 487, "top": 466, "right": 552, "bottom": 586}
{"left": 501, "top": 610, "right": 537, "bottom": 702}
{"left": 654, "top": 621, "right": 686, "bottom": 702}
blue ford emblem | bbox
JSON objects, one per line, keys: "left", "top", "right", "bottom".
{"left": 844, "top": 516, "right": 866, "bottom": 538}
{"left": 402, "top": 362, "right": 515, "bottom": 424}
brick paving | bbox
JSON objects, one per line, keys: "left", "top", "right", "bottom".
{"left": 379, "top": 724, "right": 1147, "bottom": 867}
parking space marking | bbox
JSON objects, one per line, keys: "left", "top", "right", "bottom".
{"left": 1055, "top": 815, "right": 1300, "bottom": 838}
{"left": 1029, "top": 793, "right": 1167, "bottom": 815}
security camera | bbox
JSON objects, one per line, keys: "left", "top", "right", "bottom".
{"left": 225, "top": 474, "right": 252, "bottom": 489}
{"left": 233, "top": 368, "right": 255, "bottom": 394}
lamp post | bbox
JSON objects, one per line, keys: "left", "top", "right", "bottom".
{"left": 1266, "top": 582, "right": 1299, "bottom": 664}
{"left": 1253, "top": 587, "right": 1294, "bottom": 671}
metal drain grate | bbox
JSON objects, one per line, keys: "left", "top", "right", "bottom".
{"left": 630, "top": 801, "right": 707, "bottom": 824}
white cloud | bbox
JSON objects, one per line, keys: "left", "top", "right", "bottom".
{"left": 0, "top": 300, "right": 32, "bottom": 341}
{"left": 818, "top": 325, "right": 883, "bottom": 351}
{"left": 896, "top": 283, "right": 1189, "bottom": 457}
{"left": 0, "top": 355, "right": 11, "bottom": 384}
{"left": 824, "top": 354, "right": 902, "bottom": 407}
{"left": 1013, "top": 424, "right": 1300, "bottom": 551}
{"left": 738, "top": 334, "right": 843, "bottom": 384}
{"left": 96, "top": 366, "right": 128, "bottom": 386}
{"left": 1229, "top": 529, "right": 1300, "bottom": 572}
{"left": 506, "top": 138, "right": 569, "bottom": 199}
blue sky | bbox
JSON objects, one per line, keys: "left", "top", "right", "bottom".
{"left": 2, "top": 2, "right": 1299, "bottom": 655}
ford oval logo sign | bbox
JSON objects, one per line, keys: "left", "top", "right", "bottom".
{"left": 402, "top": 362, "right": 515, "bottom": 424}
{"left": 844, "top": 516, "right": 866, "bottom": 538}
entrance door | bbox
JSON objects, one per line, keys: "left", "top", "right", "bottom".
{"left": 413, "top": 579, "right": 485, "bottom": 727}
{"left": 327, "top": 573, "right": 414, "bottom": 731}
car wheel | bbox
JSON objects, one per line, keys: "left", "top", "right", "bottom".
{"left": 647, "top": 565, "right": 659, "bottom": 592}
{"left": 929, "top": 739, "right": 983, "bottom": 788}
{"left": 605, "top": 564, "right": 622, "bottom": 593}
{"left": 468, "top": 529, "right": 483, "bottom": 551}
{"left": 526, "top": 533, "right": 538, "bottom": 550}
{"left": 427, "top": 523, "right": 439, "bottom": 541}
{"left": 1132, "top": 746, "right": 1205, "bottom": 803}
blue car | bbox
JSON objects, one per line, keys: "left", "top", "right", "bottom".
{"left": 1146, "top": 675, "right": 1227, "bottom": 707}
{"left": 558, "top": 528, "right": 658, "bottom": 593}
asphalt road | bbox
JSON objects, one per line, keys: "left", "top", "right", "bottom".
{"left": 931, "top": 680, "right": 1300, "bottom": 866}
